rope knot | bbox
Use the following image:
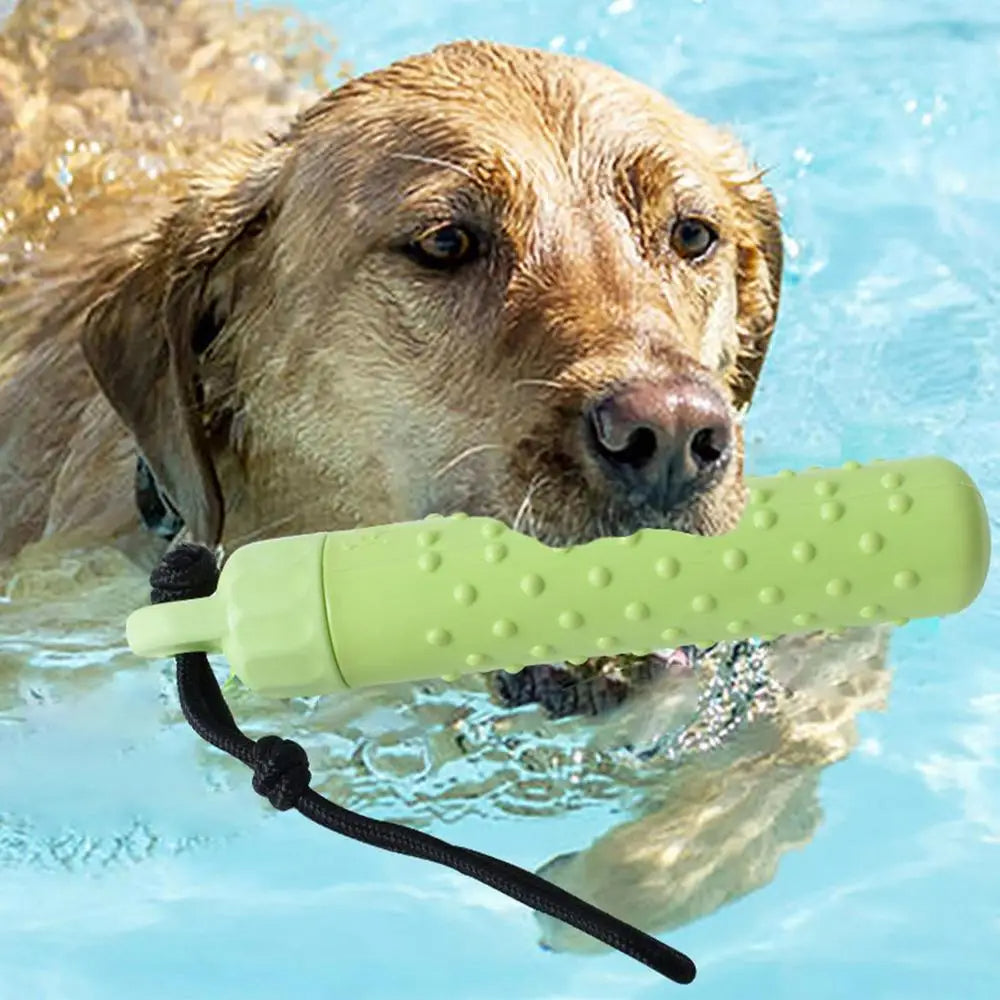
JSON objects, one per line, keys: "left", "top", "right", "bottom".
{"left": 150, "top": 543, "right": 219, "bottom": 604}
{"left": 252, "top": 735, "right": 311, "bottom": 810}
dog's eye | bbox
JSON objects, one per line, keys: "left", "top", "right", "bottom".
{"left": 669, "top": 218, "right": 718, "bottom": 261}
{"left": 406, "top": 223, "right": 481, "bottom": 270}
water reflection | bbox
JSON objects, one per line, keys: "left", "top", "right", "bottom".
{"left": 533, "top": 627, "right": 889, "bottom": 952}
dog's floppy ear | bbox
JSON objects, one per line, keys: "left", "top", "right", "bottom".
{"left": 720, "top": 149, "right": 784, "bottom": 412}
{"left": 731, "top": 181, "right": 783, "bottom": 411}
{"left": 729, "top": 183, "right": 783, "bottom": 413}
{"left": 80, "top": 145, "right": 286, "bottom": 546}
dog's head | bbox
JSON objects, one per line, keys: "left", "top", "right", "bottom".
{"left": 80, "top": 41, "right": 782, "bottom": 549}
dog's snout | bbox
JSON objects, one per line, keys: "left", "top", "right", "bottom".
{"left": 585, "top": 379, "right": 733, "bottom": 506}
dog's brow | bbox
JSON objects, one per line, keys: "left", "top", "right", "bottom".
{"left": 616, "top": 145, "right": 723, "bottom": 223}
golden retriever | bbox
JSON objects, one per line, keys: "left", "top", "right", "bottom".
{"left": 1, "top": 32, "right": 782, "bottom": 570}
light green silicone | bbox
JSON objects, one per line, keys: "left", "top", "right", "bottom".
{"left": 126, "top": 456, "right": 990, "bottom": 698}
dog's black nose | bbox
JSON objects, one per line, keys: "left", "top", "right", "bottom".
{"left": 584, "top": 379, "right": 733, "bottom": 507}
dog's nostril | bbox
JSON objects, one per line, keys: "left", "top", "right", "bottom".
{"left": 689, "top": 425, "right": 729, "bottom": 469}
{"left": 603, "top": 425, "right": 659, "bottom": 470}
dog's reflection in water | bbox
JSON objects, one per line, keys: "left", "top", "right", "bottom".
{"left": 532, "top": 627, "right": 890, "bottom": 952}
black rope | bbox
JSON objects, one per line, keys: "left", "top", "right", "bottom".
{"left": 151, "top": 543, "right": 697, "bottom": 986}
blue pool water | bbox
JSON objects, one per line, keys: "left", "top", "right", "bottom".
{"left": 2, "top": 0, "right": 999, "bottom": 997}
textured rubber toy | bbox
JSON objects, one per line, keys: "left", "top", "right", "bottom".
{"left": 126, "top": 456, "right": 990, "bottom": 698}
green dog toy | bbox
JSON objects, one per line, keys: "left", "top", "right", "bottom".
{"left": 126, "top": 456, "right": 990, "bottom": 696}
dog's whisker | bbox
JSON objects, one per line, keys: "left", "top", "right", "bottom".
{"left": 513, "top": 378, "right": 564, "bottom": 393}
{"left": 389, "top": 153, "right": 477, "bottom": 181}
{"left": 512, "top": 474, "right": 542, "bottom": 536}
{"left": 433, "top": 443, "right": 504, "bottom": 479}
{"left": 225, "top": 511, "right": 300, "bottom": 548}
